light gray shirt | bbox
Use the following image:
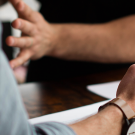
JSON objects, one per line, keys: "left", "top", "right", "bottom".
{"left": 0, "top": 22, "right": 76, "bottom": 135}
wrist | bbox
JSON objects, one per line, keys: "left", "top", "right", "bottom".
{"left": 48, "top": 24, "right": 61, "bottom": 57}
{"left": 98, "top": 105, "right": 124, "bottom": 124}
{"left": 70, "top": 105, "right": 124, "bottom": 135}
{"left": 96, "top": 105, "right": 124, "bottom": 135}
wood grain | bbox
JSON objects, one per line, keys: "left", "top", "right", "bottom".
{"left": 19, "top": 67, "right": 128, "bottom": 119}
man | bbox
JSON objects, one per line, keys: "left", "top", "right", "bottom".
{"left": 2, "top": 16, "right": 135, "bottom": 134}
{"left": 1, "top": 1, "right": 135, "bottom": 134}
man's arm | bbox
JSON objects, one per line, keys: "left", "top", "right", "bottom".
{"left": 0, "top": 20, "right": 123, "bottom": 135}
{"left": 34, "top": 64, "right": 135, "bottom": 135}
{"left": 2, "top": 33, "right": 135, "bottom": 135}
{"left": 7, "top": 0, "right": 135, "bottom": 68}
{"left": 69, "top": 64, "right": 135, "bottom": 135}
{"left": 50, "top": 17, "right": 135, "bottom": 63}
{"left": 70, "top": 105, "right": 123, "bottom": 135}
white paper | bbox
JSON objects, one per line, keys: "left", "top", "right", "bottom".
{"left": 29, "top": 100, "right": 110, "bottom": 125}
{"left": 87, "top": 81, "right": 120, "bottom": 99}
{"left": 0, "top": 0, "right": 41, "bottom": 22}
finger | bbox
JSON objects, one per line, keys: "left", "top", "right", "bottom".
{"left": 11, "top": 18, "right": 36, "bottom": 36}
{"left": 6, "top": 36, "right": 34, "bottom": 48}
{"left": 10, "top": 0, "right": 38, "bottom": 23}
{"left": 10, "top": 49, "right": 32, "bottom": 69}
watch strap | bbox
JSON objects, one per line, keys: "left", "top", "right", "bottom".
{"left": 99, "top": 98, "right": 135, "bottom": 135}
{"left": 99, "top": 98, "right": 135, "bottom": 120}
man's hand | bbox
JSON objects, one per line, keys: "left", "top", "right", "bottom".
{"left": 70, "top": 65, "right": 135, "bottom": 135}
{"left": 6, "top": 0, "right": 55, "bottom": 68}
{"left": 117, "top": 64, "right": 135, "bottom": 111}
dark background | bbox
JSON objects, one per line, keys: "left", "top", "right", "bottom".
{"left": 39, "top": 0, "right": 135, "bottom": 23}
{"left": 3, "top": 0, "right": 135, "bottom": 82}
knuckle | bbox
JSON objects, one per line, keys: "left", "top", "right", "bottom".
{"left": 28, "top": 29, "right": 34, "bottom": 35}
{"left": 26, "top": 9, "right": 34, "bottom": 19}
{"left": 34, "top": 36, "right": 40, "bottom": 43}
{"left": 31, "top": 46, "right": 38, "bottom": 55}
{"left": 20, "top": 21, "right": 25, "bottom": 29}
{"left": 15, "top": 38, "right": 21, "bottom": 47}
{"left": 6, "top": 36, "right": 13, "bottom": 45}
{"left": 13, "top": 38, "right": 17, "bottom": 46}
{"left": 26, "top": 25, "right": 36, "bottom": 35}
{"left": 22, "top": 40, "right": 26, "bottom": 48}
{"left": 13, "top": 18, "right": 22, "bottom": 28}
{"left": 33, "top": 28, "right": 38, "bottom": 34}
{"left": 34, "top": 12, "right": 44, "bottom": 22}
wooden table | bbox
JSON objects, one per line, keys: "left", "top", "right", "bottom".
{"left": 19, "top": 67, "right": 129, "bottom": 119}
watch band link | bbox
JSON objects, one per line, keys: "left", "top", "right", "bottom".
{"left": 99, "top": 98, "right": 135, "bottom": 121}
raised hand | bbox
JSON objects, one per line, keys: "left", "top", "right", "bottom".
{"left": 6, "top": 0, "right": 56, "bottom": 68}
{"left": 117, "top": 64, "right": 135, "bottom": 111}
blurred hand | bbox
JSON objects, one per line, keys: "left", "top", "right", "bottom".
{"left": 116, "top": 64, "right": 135, "bottom": 111}
{"left": 6, "top": 0, "right": 55, "bottom": 69}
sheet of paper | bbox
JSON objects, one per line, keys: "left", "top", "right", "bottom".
{"left": 0, "top": 0, "right": 41, "bottom": 22}
{"left": 29, "top": 100, "right": 109, "bottom": 125}
{"left": 87, "top": 81, "right": 120, "bottom": 99}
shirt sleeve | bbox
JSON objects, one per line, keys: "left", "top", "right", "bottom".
{"left": 33, "top": 122, "right": 77, "bottom": 135}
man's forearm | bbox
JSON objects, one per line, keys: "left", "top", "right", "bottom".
{"left": 7, "top": 0, "right": 135, "bottom": 68}
{"left": 69, "top": 105, "right": 123, "bottom": 135}
{"left": 50, "top": 15, "right": 135, "bottom": 63}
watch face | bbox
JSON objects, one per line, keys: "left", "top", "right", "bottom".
{"left": 127, "top": 122, "right": 135, "bottom": 135}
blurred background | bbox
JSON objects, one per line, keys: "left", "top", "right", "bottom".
{"left": 2, "top": 0, "right": 134, "bottom": 83}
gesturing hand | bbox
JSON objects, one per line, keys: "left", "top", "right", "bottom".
{"left": 6, "top": 0, "right": 56, "bottom": 69}
{"left": 117, "top": 64, "right": 135, "bottom": 111}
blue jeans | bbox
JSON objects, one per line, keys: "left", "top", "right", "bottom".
{"left": 0, "top": 24, "right": 76, "bottom": 135}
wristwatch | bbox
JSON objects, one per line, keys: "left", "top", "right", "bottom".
{"left": 127, "top": 118, "right": 135, "bottom": 135}
{"left": 98, "top": 98, "right": 135, "bottom": 135}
